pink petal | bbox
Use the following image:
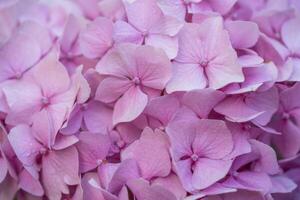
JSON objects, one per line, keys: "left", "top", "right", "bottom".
{"left": 281, "top": 17, "right": 300, "bottom": 54}
{"left": 127, "top": 178, "right": 177, "bottom": 200}
{"left": 98, "top": 0, "right": 125, "bottom": 21}
{"left": 113, "top": 20, "right": 143, "bottom": 44}
{"left": 19, "top": 169, "right": 44, "bottom": 196}
{"left": 80, "top": 17, "right": 114, "bottom": 59}
{"left": 113, "top": 86, "right": 148, "bottom": 125}
{"left": 135, "top": 45, "right": 172, "bottom": 89}
{"left": 280, "top": 83, "right": 300, "bottom": 111}
{"left": 214, "top": 95, "right": 264, "bottom": 122}
{"left": 182, "top": 89, "right": 225, "bottom": 118}
{"left": 32, "top": 51, "right": 70, "bottom": 97}
{"left": 193, "top": 119, "right": 234, "bottom": 159}
{"left": 0, "top": 32, "right": 41, "bottom": 79}
{"left": 246, "top": 87, "right": 279, "bottom": 126}
{"left": 145, "top": 34, "right": 178, "bottom": 59}
{"left": 152, "top": 174, "right": 187, "bottom": 199}
{"left": 96, "top": 43, "right": 137, "bottom": 78}
{"left": 76, "top": 131, "right": 111, "bottom": 172}
{"left": 225, "top": 20, "right": 259, "bottom": 49}
{"left": 224, "top": 171, "right": 272, "bottom": 193}
{"left": 273, "top": 120, "right": 300, "bottom": 158}
{"left": 250, "top": 140, "right": 280, "bottom": 175}
{"left": 157, "top": 0, "right": 186, "bottom": 21}
{"left": 166, "top": 62, "right": 207, "bottom": 93}
{"left": 42, "top": 147, "right": 80, "bottom": 200}
{"left": 192, "top": 158, "right": 232, "bottom": 190}
{"left": 8, "top": 124, "right": 42, "bottom": 166}
{"left": 95, "top": 77, "right": 132, "bottom": 103}
{"left": 82, "top": 173, "right": 106, "bottom": 200}
{"left": 83, "top": 101, "right": 113, "bottom": 133}
{"left": 149, "top": 15, "right": 183, "bottom": 36}
{"left": 108, "top": 159, "right": 140, "bottom": 194}
{"left": 3, "top": 80, "right": 42, "bottom": 125}
{"left": 145, "top": 95, "right": 180, "bottom": 126}
{"left": 52, "top": 134, "right": 79, "bottom": 150}
{"left": 124, "top": 0, "right": 163, "bottom": 32}
{"left": 121, "top": 127, "right": 171, "bottom": 180}
{"left": 209, "top": 0, "right": 237, "bottom": 15}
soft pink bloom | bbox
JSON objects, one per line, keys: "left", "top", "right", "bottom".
{"left": 166, "top": 118, "right": 235, "bottom": 191}
{"left": 114, "top": 0, "right": 183, "bottom": 59}
{"left": 3, "top": 51, "right": 87, "bottom": 146}
{"left": 166, "top": 17, "right": 244, "bottom": 92}
{"left": 96, "top": 43, "right": 172, "bottom": 125}
{"left": 8, "top": 124, "right": 80, "bottom": 200}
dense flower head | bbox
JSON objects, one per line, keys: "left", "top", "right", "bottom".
{"left": 0, "top": 0, "right": 300, "bottom": 199}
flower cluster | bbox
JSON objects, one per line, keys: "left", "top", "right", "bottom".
{"left": 0, "top": 0, "right": 300, "bottom": 200}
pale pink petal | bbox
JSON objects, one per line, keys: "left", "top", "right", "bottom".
{"left": 42, "top": 146, "right": 80, "bottom": 200}
{"left": 209, "top": 0, "right": 237, "bottom": 14}
{"left": 76, "top": 131, "right": 111, "bottom": 172}
{"left": 166, "top": 62, "right": 207, "bottom": 93}
{"left": 108, "top": 159, "right": 140, "bottom": 194}
{"left": 281, "top": 17, "right": 300, "bottom": 54}
{"left": 96, "top": 43, "right": 137, "bottom": 78}
{"left": 113, "top": 20, "right": 143, "bottom": 44}
{"left": 246, "top": 87, "right": 279, "bottom": 126}
{"left": 95, "top": 77, "right": 132, "bottom": 103}
{"left": 82, "top": 173, "right": 106, "bottom": 200}
{"left": 135, "top": 45, "right": 172, "bottom": 89}
{"left": 224, "top": 171, "right": 272, "bottom": 193}
{"left": 127, "top": 178, "right": 177, "bottom": 200}
{"left": 192, "top": 159, "right": 232, "bottom": 190}
{"left": 18, "top": 20, "right": 52, "bottom": 55}
{"left": 0, "top": 32, "right": 41, "bottom": 78}
{"left": 145, "top": 34, "right": 178, "bottom": 59}
{"left": 182, "top": 89, "right": 225, "bottom": 118}
{"left": 150, "top": 15, "right": 183, "bottom": 37}
{"left": 249, "top": 140, "right": 280, "bottom": 175}
{"left": 52, "top": 135, "right": 79, "bottom": 150}
{"left": 157, "top": 0, "right": 186, "bottom": 21}
{"left": 289, "top": 58, "right": 300, "bottom": 81}
{"left": 214, "top": 96, "right": 264, "bottom": 122}
{"left": 152, "top": 174, "right": 187, "bottom": 199}
{"left": 3, "top": 80, "right": 42, "bottom": 125}
{"left": 32, "top": 51, "right": 70, "bottom": 97}
{"left": 83, "top": 101, "right": 113, "bottom": 133}
{"left": 124, "top": 0, "right": 163, "bottom": 32}
{"left": 19, "top": 169, "right": 44, "bottom": 197}
{"left": 145, "top": 95, "right": 180, "bottom": 126}
{"left": 225, "top": 20, "right": 259, "bottom": 49}
{"left": 113, "top": 86, "right": 148, "bottom": 125}
{"left": 80, "top": 17, "right": 114, "bottom": 59}
{"left": 121, "top": 128, "right": 171, "bottom": 179}
{"left": 98, "top": 0, "right": 125, "bottom": 21}
{"left": 193, "top": 119, "right": 233, "bottom": 159}
{"left": 8, "top": 124, "right": 42, "bottom": 166}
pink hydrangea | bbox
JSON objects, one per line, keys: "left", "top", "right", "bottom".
{"left": 0, "top": 0, "right": 300, "bottom": 199}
